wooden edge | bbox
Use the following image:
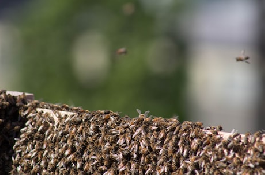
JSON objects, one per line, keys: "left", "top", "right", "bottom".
{"left": 5, "top": 90, "right": 34, "bottom": 101}
{"left": 204, "top": 130, "right": 265, "bottom": 144}
{"left": 36, "top": 108, "right": 265, "bottom": 144}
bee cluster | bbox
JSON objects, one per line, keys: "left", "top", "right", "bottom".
{"left": 0, "top": 90, "right": 29, "bottom": 174}
{"left": 0, "top": 91, "right": 264, "bottom": 174}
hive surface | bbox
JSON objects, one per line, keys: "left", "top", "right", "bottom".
{"left": 0, "top": 91, "right": 264, "bottom": 174}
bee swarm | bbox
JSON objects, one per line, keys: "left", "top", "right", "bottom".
{"left": 0, "top": 91, "right": 264, "bottom": 174}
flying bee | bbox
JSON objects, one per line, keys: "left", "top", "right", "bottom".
{"left": 116, "top": 47, "right": 127, "bottom": 55}
{"left": 236, "top": 50, "right": 250, "bottom": 64}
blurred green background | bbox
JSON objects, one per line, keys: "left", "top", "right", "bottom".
{"left": 16, "top": 0, "right": 188, "bottom": 119}
{"left": 1, "top": 0, "right": 264, "bottom": 132}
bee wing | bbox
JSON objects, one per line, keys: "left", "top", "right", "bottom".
{"left": 136, "top": 109, "right": 141, "bottom": 115}
{"left": 245, "top": 60, "right": 250, "bottom": 64}
{"left": 241, "top": 50, "right": 245, "bottom": 56}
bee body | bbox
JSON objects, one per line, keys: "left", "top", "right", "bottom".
{"left": 236, "top": 50, "right": 250, "bottom": 64}
{"left": 116, "top": 48, "right": 127, "bottom": 55}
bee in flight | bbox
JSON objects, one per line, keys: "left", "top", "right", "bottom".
{"left": 236, "top": 50, "right": 250, "bottom": 64}
{"left": 116, "top": 47, "right": 127, "bottom": 55}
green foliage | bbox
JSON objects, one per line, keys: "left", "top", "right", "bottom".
{"left": 18, "top": 0, "right": 187, "bottom": 119}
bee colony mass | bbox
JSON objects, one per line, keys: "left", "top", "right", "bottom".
{"left": 0, "top": 91, "right": 264, "bottom": 174}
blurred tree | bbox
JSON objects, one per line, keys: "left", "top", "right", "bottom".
{"left": 17, "top": 0, "right": 187, "bottom": 119}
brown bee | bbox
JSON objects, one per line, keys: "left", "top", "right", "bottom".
{"left": 236, "top": 50, "right": 250, "bottom": 64}
{"left": 116, "top": 47, "right": 127, "bottom": 55}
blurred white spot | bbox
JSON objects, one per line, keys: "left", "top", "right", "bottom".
{"left": 72, "top": 31, "right": 110, "bottom": 87}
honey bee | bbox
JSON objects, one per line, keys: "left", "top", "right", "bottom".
{"left": 116, "top": 47, "right": 127, "bottom": 55}
{"left": 236, "top": 50, "right": 250, "bottom": 64}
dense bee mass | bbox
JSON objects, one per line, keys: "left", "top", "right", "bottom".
{"left": 0, "top": 90, "right": 28, "bottom": 174}
{"left": 0, "top": 91, "right": 264, "bottom": 174}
